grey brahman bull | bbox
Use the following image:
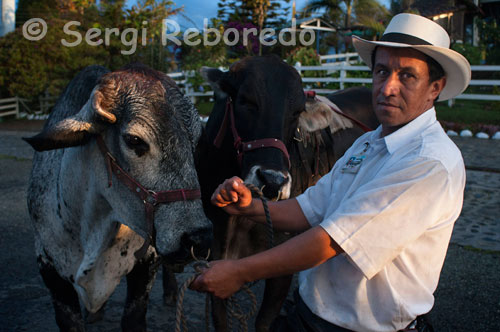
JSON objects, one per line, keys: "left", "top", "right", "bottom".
{"left": 24, "top": 63, "right": 212, "bottom": 331}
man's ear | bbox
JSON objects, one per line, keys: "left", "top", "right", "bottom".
{"left": 431, "top": 77, "right": 447, "bottom": 101}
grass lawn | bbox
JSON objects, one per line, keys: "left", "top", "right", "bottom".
{"left": 195, "top": 98, "right": 500, "bottom": 128}
{"left": 436, "top": 100, "right": 500, "bottom": 126}
{"left": 195, "top": 100, "right": 215, "bottom": 116}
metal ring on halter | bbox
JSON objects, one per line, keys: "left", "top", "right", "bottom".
{"left": 191, "top": 246, "right": 211, "bottom": 261}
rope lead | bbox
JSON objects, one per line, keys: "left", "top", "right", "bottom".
{"left": 175, "top": 182, "right": 274, "bottom": 332}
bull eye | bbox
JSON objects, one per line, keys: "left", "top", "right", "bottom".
{"left": 123, "top": 134, "right": 149, "bottom": 157}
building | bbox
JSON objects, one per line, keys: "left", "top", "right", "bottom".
{"left": 407, "top": 0, "right": 500, "bottom": 45}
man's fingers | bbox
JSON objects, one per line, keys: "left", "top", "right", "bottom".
{"left": 189, "top": 275, "right": 205, "bottom": 292}
{"left": 236, "top": 182, "right": 250, "bottom": 197}
{"left": 210, "top": 176, "right": 251, "bottom": 209}
{"left": 212, "top": 193, "right": 230, "bottom": 207}
{"left": 219, "top": 188, "right": 233, "bottom": 202}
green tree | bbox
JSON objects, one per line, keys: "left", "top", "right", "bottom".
{"left": 217, "top": 0, "right": 238, "bottom": 22}
{"left": 0, "top": 0, "right": 181, "bottom": 101}
{"left": 218, "top": 0, "right": 291, "bottom": 30}
{"left": 304, "top": 0, "right": 387, "bottom": 30}
{"left": 216, "top": 0, "right": 291, "bottom": 55}
{"left": 389, "top": 0, "right": 417, "bottom": 15}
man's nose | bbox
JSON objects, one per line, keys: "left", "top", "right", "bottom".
{"left": 381, "top": 73, "right": 399, "bottom": 96}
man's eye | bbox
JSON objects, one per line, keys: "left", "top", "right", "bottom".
{"left": 401, "top": 72, "right": 415, "bottom": 79}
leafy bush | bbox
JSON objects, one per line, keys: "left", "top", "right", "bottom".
{"left": 451, "top": 43, "right": 484, "bottom": 65}
{"left": 0, "top": 17, "right": 110, "bottom": 99}
{"left": 0, "top": 0, "right": 180, "bottom": 101}
{"left": 286, "top": 47, "right": 323, "bottom": 78}
{"left": 478, "top": 18, "right": 500, "bottom": 65}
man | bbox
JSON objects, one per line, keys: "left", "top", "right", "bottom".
{"left": 190, "top": 13, "right": 471, "bottom": 331}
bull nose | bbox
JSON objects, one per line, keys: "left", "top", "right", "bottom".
{"left": 256, "top": 168, "right": 289, "bottom": 199}
{"left": 181, "top": 226, "right": 213, "bottom": 259}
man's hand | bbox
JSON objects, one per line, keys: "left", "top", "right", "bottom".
{"left": 189, "top": 260, "right": 246, "bottom": 299}
{"left": 211, "top": 177, "right": 253, "bottom": 215}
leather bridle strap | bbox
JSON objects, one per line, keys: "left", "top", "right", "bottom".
{"left": 213, "top": 97, "right": 291, "bottom": 169}
{"left": 304, "top": 90, "right": 373, "bottom": 133}
{"left": 95, "top": 135, "right": 201, "bottom": 259}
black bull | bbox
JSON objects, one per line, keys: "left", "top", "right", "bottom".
{"left": 163, "top": 55, "right": 378, "bottom": 332}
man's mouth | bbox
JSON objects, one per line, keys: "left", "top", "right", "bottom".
{"left": 378, "top": 101, "right": 400, "bottom": 109}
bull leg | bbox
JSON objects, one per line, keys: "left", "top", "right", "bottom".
{"left": 38, "top": 257, "right": 85, "bottom": 332}
{"left": 211, "top": 295, "right": 229, "bottom": 332}
{"left": 121, "top": 252, "right": 159, "bottom": 332}
{"left": 255, "top": 275, "right": 294, "bottom": 332}
{"left": 162, "top": 265, "right": 178, "bottom": 306}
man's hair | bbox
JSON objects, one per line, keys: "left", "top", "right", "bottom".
{"left": 370, "top": 46, "right": 445, "bottom": 83}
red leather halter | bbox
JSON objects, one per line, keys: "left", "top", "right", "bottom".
{"left": 213, "top": 97, "right": 291, "bottom": 169}
{"left": 96, "top": 135, "right": 201, "bottom": 259}
{"left": 304, "top": 90, "right": 373, "bottom": 133}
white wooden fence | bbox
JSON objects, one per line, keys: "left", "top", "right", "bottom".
{"left": 0, "top": 97, "right": 31, "bottom": 119}
{"left": 169, "top": 63, "right": 500, "bottom": 106}
{"left": 294, "top": 63, "right": 500, "bottom": 103}
{"left": 320, "top": 52, "right": 360, "bottom": 64}
{"left": 1, "top": 56, "right": 497, "bottom": 119}
{"left": 167, "top": 71, "right": 213, "bottom": 104}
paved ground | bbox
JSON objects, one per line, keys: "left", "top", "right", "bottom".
{"left": 0, "top": 121, "right": 499, "bottom": 331}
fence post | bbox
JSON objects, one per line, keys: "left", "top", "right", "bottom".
{"left": 340, "top": 62, "right": 347, "bottom": 90}
{"left": 15, "top": 96, "right": 20, "bottom": 119}
{"left": 295, "top": 61, "right": 302, "bottom": 76}
{"left": 186, "top": 84, "right": 195, "bottom": 105}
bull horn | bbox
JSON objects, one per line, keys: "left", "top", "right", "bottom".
{"left": 92, "top": 90, "right": 116, "bottom": 124}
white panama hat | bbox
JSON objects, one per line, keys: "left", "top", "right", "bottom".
{"left": 352, "top": 13, "right": 471, "bottom": 101}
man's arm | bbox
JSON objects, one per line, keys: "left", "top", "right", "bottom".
{"left": 189, "top": 225, "right": 343, "bottom": 299}
{"left": 211, "top": 176, "right": 311, "bottom": 232}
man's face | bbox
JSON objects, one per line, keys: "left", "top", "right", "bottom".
{"left": 372, "top": 47, "right": 446, "bottom": 136}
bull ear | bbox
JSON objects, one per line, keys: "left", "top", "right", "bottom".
{"left": 299, "top": 95, "right": 353, "bottom": 134}
{"left": 23, "top": 89, "right": 115, "bottom": 152}
{"left": 200, "top": 67, "right": 228, "bottom": 99}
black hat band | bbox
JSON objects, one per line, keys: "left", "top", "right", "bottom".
{"left": 380, "top": 33, "right": 432, "bottom": 46}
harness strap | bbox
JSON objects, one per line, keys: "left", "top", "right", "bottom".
{"left": 95, "top": 135, "right": 201, "bottom": 259}
{"left": 213, "top": 97, "right": 291, "bottom": 169}
{"left": 213, "top": 100, "right": 231, "bottom": 149}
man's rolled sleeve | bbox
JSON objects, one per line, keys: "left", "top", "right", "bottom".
{"left": 296, "top": 168, "right": 335, "bottom": 226}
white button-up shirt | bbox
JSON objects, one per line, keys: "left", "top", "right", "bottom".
{"left": 296, "top": 107, "right": 465, "bottom": 332}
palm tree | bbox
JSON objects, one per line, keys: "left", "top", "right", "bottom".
{"left": 389, "top": 0, "right": 417, "bottom": 15}
{"left": 304, "top": 0, "right": 388, "bottom": 30}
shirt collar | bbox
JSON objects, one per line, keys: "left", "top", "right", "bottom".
{"left": 382, "top": 107, "right": 437, "bottom": 154}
